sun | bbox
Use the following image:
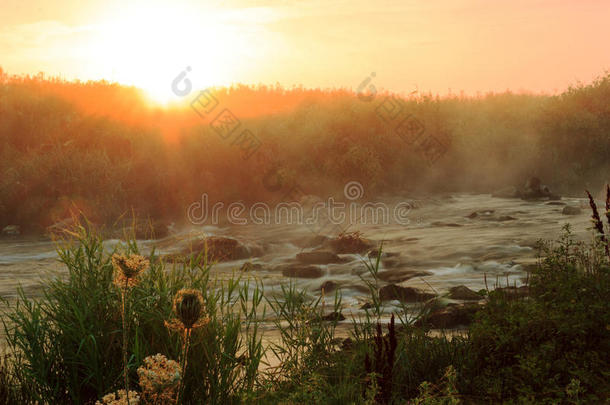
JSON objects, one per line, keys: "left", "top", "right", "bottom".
{"left": 90, "top": 4, "right": 248, "bottom": 104}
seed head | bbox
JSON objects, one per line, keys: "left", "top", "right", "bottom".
{"left": 170, "top": 289, "right": 207, "bottom": 330}
{"left": 112, "top": 254, "right": 149, "bottom": 289}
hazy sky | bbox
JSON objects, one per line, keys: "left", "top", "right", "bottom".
{"left": 1, "top": 0, "right": 609, "bottom": 101}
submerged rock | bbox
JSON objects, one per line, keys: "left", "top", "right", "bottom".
{"left": 447, "top": 285, "right": 482, "bottom": 300}
{"left": 379, "top": 284, "right": 435, "bottom": 302}
{"left": 431, "top": 221, "right": 463, "bottom": 227}
{"left": 296, "top": 250, "right": 348, "bottom": 265}
{"left": 377, "top": 269, "right": 431, "bottom": 283}
{"left": 562, "top": 206, "right": 582, "bottom": 215}
{"left": 281, "top": 264, "right": 324, "bottom": 279}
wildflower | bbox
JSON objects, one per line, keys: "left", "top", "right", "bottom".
{"left": 95, "top": 389, "right": 140, "bottom": 405}
{"left": 165, "top": 289, "right": 209, "bottom": 331}
{"left": 138, "top": 354, "right": 181, "bottom": 404}
{"left": 165, "top": 289, "right": 209, "bottom": 404}
{"left": 112, "top": 253, "right": 149, "bottom": 289}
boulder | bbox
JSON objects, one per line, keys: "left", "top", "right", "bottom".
{"left": 415, "top": 303, "right": 482, "bottom": 329}
{"left": 562, "top": 206, "right": 582, "bottom": 215}
{"left": 323, "top": 234, "right": 374, "bottom": 254}
{"left": 447, "top": 285, "right": 482, "bottom": 301}
{"left": 518, "top": 177, "right": 561, "bottom": 201}
{"left": 296, "top": 250, "right": 348, "bottom": 265}
{"left": 379, "top": 284, "right": 435, "bottom": 302}
{"left": 377, "top": 269, "right": 431, "bottom": 283}
{"left": 281, "top": 264, "right": 324, "bottom": 279}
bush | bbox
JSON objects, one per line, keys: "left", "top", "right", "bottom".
{"left": 465, "top": 226, "right": 610, "bottom": 403}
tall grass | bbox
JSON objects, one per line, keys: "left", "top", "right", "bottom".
{"left": 2, "top": 71, "right": 610, "bottom": 231}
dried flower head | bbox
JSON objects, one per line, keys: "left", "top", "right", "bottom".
{"left": 166, "top": 289, "right": 208, "bottom": 331}
{"left": 95, "top": 389, "right": 140, "bottom": 405}
{"left": 138, "top": 353, "right": 181, "bottom": 403}
{"left": 112, "top": 254, "right": 149, "bottom": 288}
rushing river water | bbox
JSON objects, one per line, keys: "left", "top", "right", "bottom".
{"left": 0, "top": 194, "right": 594, "bottom": 314}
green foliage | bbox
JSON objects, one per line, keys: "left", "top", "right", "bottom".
{"left": 465, "top": 226, "right": 610, "bottom": 403}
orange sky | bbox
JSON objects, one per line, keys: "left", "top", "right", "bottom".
{"left": 1, "top": 0, "right": 609, "bottom": 102}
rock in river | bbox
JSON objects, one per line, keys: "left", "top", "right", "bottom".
{"left": 562, "top": 206, "right": 582, "bottom": 215}
{"left": 281, "top": 264, "right": 324, "bottom": 279}
{"left": 176, "top": 236, "right": 264, "bottom": 263}
{"left": 447, "top": 285, "right": 482, "bottom": 300}
{"left": 377, "top": 269, "right": 431, "bottom": 283}
{"left": 379, "top": 284, "right": 435, "bottom": 302}
{"left": 296, "top": 250, "right": 348, "bottom": 265}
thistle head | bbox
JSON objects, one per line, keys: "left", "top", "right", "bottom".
{"left": 171, "top": 289, "right": 207, "bottom": 330}
{"left": 112, "top": 254, "right": 149, "bottom": 289}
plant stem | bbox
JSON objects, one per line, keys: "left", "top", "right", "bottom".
{"left": 176, "top": 328, "right": 191, "bottom": 405}
{"left": 122, "top": 283, "right": 131, "bottom": 405}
